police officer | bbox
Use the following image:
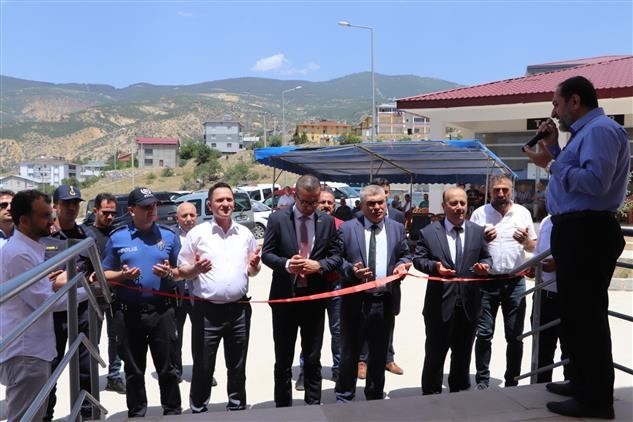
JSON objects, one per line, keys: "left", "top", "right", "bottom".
{"left": 103, "top": 187, "right": 182, "bottom": 417}
{"left": 42, "top": 184, "right": 95, "bottom": 421}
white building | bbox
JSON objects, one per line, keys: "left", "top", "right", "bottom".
{"left": 19, "top": 159, "right": 80, "bottom": 186}
{"left": 0, "top": 175, "right": 46, "bottom": 192}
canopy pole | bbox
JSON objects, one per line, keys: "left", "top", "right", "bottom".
{"left": 484, "top": 158, "right": 493, "bottom": 204}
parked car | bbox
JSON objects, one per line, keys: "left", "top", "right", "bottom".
{"left": 174, "top": 190, "right": 256, "bottom": 233}
{"left": 250, "top": 200, "right": 271, "bottom": 239}
{"left": 322, "top": 182, "right": 361, "bottom": 209}
{"left": 237, "top": 183, "right": 280, "bottom": 203}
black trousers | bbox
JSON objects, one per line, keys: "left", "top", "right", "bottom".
{"left": 113, "top": 305, "right": 181, "bottom": 417}
{"left": 189, "top": 300, "right": 251, "bottom": 412}
{"left": 551, "top": 213, "right": 624, "bottom": 408}
{"left": 44, "top": 301, "right": 92, "bottom": 421}
{"left": 422, "top": 306, "right": 477, "bottom": 395}
{"left": 530, "top": 290, "right": 570, "bottom": 383}
{"left": 175, "top": 297, "right": 194, "bottom": 378}
{"left": 271, "top": 297, "right": 325, "bottom": 407}
{"left": 336, "top": 293, "right": 393, "bottom": 402}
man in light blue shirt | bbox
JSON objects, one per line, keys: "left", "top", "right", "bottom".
{"left": 524, "top": 75, "right": 629, "bottom": 420}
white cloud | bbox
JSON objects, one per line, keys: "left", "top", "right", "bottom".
{"left": 252, "top": 55, "right": 320, "bottom": 75}
{"left": 177, "top": 11, "right": 193, "bottom": 18}
{"left": 251, "top": 54, "right": 287, "bottom": 72}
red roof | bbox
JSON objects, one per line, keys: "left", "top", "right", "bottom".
{"left": 398, "top": 56, "right": 633, "bottom": 109}
{"left": 135, "top": 137, "right": 180, "bottom": 145}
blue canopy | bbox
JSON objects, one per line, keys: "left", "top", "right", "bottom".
{"left": 254, "top": 140, "right": 517, "bottom": 184}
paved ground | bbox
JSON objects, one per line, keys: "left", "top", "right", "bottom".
{"left": 2, "top": 251, "right": 632, "bottom": 421}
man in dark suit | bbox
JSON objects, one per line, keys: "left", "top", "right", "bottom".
{"left": 262, "top": 174, "right": 341, "bottom": 407}
{"left": 413, "top": 187, "right": 491, "bottom": 395}
{"left": 334, "top": 184, "right": 411, "bottom": 402}
{"left": 357, "top": 177, "right": 405, "bottom": 378}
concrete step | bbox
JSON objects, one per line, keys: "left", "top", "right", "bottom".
{"left": 148, "top": 383, "right": 633, "bottom": 422}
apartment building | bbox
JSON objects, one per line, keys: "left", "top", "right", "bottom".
{"left": 203, "top": 121, "right": 244, "bottom": 153}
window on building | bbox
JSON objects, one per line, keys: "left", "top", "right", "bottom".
{"left": 144, "top": 159, "right": 153, "bottom": 166}
{"left": 145, "top": 148, "right": 153, "bottom": 155}
{"left": 227, "top": 143, "right": 232, "bottom": 148}
{"left": 211, "top": 143, "right": 216, "bottom": 148}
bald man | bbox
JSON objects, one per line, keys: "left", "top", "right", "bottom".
{"left": 174, "top": 202, "right": 201, "bottom": 384}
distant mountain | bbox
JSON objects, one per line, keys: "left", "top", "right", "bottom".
{"left": 0, "top": 73, "right": 461, "bottom": 169}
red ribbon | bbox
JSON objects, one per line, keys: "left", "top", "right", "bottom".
{"left": 109, "top": 270, "right": 527, "bottom": 305}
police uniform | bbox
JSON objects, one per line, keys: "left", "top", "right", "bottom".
{"left": 103, "top": 219, "right": 182, "bottom": 417}
{"left": 42, "top": 186, "right": 94, "bottom": 421}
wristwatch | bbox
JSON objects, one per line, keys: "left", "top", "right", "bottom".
{"left": 545, "top": 160, "right": 554, "bottom": 174}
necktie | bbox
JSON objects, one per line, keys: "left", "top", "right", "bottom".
{"left": 454, "top": 226, "right": 463, "bottom": 270}
{"left": 297, "top": 216, "right": 309, "bottom": 287}
{"left": 368, "top": 224, "right": 378, "bottom": 281}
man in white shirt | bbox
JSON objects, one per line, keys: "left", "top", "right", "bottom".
{"left": 0, "top": 189, "right": 14, "bottom": 248}
{"left": 527, "top": 216, "right": 570, "bottom": 383}
{"left": 277, "top": 186, "right": 295, "bottom": 209}
{"left": 470, "top": 175, "right": 537, "bottom": 390}
{"left": 0, "top": 190, "right": 82, "bottom": 421}
{"left": 178, "top": 182, "right": 261, "bottom": 413}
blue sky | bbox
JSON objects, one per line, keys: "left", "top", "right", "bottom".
{"left": 1, "top": 0, "right": 632, "bottom": 88}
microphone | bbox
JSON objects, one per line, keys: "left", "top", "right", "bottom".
{"left": 522, "top": 131, "right": 546, "bottom": 151}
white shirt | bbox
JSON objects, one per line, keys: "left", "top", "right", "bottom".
{"left": 0, "top": 227, "right": 12, "bottom": 249}
{"left": 277, "top": 194, "right": 295, "bottom": 208}
{"left": 0, "top": 230, "right": 85, "bottom": 364}
{"left": 444, "top": 219, "right": 465, "bottom": 266}
{"left": 470, "top": 203, "right": 537, "bottom": 274}
{"left": 364, "top": 219, "right": 387, "bottom": 292}
{"left": 534, "top": 216, "right": 556, "bottom": 292}
{"left": 178, "top": 220, "right": 258, "bottom": 303}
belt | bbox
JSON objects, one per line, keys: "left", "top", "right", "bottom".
{"left": 552, "top": 210, "right": 616, "bottom": 224}
{"left": 541, "top": 290, "right": 558, "bottom": 299}
{"left": 114, "top": 300, "right": 173, "bottom": 313}
{"left": 363, "top": 292, "right": 389, "bottom": 301}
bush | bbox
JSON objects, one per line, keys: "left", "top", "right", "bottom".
{"left": 146, "top": 172, "right": 156, "bottom": 182}
{"left": 161, "top": 167, "right": 175, "bottom": 177}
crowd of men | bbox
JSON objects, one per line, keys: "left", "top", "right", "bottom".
{"left": 0, "top": 76, "right": 628, "bottom": 421}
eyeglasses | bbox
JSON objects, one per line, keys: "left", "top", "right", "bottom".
{"left": 295, "top": 195, "right": 319, "bottom": 207}
{"left": 0, "top": 202, "right": 9, "bottom": 209}
{"left": 99, "top": 210, "right": 117, "bottom": 216}
{"left": 492, "top": 187, "right": 510, "bottom": 193}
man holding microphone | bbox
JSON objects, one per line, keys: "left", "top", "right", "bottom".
{"left": 524, "top": 76, "right": 629, "bottom": 419}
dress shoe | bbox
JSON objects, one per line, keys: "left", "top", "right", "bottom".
{"left": 105, "top": 377, "right": 126, "bottom": 394}
{"left": 358, "top": 361, "right": 367, "bottom": 379}
{"left": 475, "top": 382, "right": 489, "bottom": 391}
{"left": 545, "top": 381, "right": 574, "bottom": 397}
{"left": 385, "top": 361, "right": 404, "bottom": 375}
{"left": 295, "top": 371, "right": 305, "bottom": 391}
{"left": 547, "top": 398, "right": 614, "bottom": 419}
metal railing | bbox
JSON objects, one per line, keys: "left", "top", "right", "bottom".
{"left": 513, "top": 226, "right": 633, "bottom": 383}
{"left": 0, "top": 237, "right": 112, "bottom": 421}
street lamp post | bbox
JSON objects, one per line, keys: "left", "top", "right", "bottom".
{"left": 339, "top": 20, "right": 375, "bottom": 143}
{"left": 281, "top": 85, "right": 302, "bottom": 146}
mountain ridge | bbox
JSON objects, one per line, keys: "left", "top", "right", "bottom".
{"left": 0, "top": 72, "right": 462, "bottom": 171}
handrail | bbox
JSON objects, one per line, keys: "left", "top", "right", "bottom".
{"left": 68, "top": 391, "right": 108, "bottom": 421}
{"left": 21, "top": 334, "right": 105, "bottom": 421}
{"left": 514, "top": 223, "right": 633, "bottom": 384}
{"left": 0, "top": 238, "right": 111, "bottom": 306}
{"left": 1, "top": 237, "right": 111, "bottom": 421}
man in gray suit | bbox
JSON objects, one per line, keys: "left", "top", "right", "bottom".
{"left": 334, "top": 184, "right": 411, "bottom": 402}
{"left": 413, "top": 187, "right": 491, "bottom": 395}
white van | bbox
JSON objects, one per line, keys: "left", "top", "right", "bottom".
{"left": 237, "top": 183, "right": 280, "bottom": 203}
{"left": 322, "top": 182, "right": 361, "bottom": 208}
